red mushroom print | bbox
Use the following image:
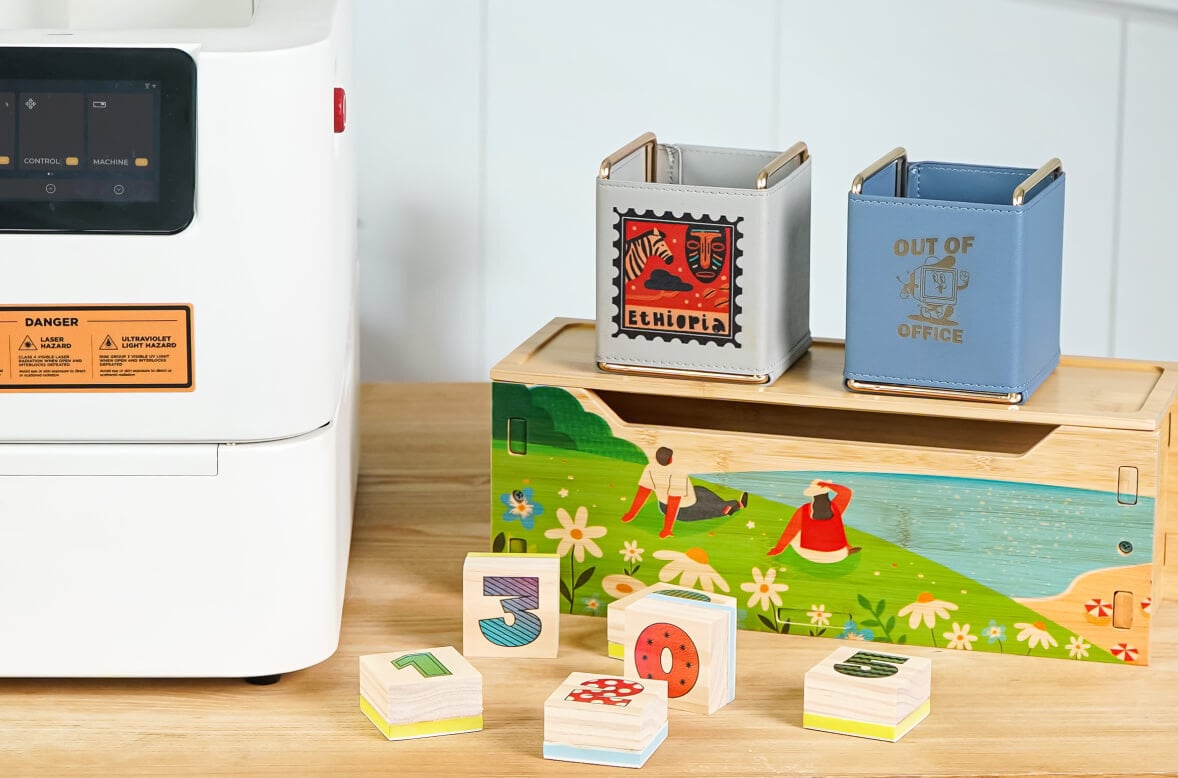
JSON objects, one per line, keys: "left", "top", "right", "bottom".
{"left": 1110, "top": 643, "right": 1139, "bottom": 662}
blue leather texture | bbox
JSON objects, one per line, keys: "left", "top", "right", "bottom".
{"left": 845, "top": 160, "right": 1065, "bottom": 402}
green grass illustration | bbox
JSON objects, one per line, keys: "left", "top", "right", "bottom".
{"left": 491, "top": 440, "right": 1119, "bottom": 664}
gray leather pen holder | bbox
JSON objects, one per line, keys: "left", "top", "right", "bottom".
{"left": 595, "top": 132, "right": 812, "bottom": 383}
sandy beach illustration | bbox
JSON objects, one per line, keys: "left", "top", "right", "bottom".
{"left": 1016, "top": 563, "right": 1152, "bottom": 663}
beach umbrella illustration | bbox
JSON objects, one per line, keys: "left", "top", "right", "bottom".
{"left": 1083, "top": 598, "right": 1113, "bottom": 625}
{"left": 1109, "top": 643, "right": 1139, "bottom": 662}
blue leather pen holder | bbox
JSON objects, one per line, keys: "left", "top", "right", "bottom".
{"left": 844, "top": 148, "right": 1065, "bottom": 404}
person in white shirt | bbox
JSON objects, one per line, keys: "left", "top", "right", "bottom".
{"left": 621, "top": 446, "right": 747, "bottom": 538}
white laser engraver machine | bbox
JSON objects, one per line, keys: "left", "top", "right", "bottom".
{"left": 0, "top": 0, "right": 358, "bottom": 679}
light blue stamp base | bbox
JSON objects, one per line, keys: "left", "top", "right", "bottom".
{"left": 543, "top": 722, "right": 668, "bottom": 768}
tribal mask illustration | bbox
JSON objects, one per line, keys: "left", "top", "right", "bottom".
{"left": 685, "top": 226, "right": 727, "bottom": 282}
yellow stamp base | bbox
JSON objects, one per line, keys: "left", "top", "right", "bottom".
{"left": 359, "top": 695, "right": 483, "bottom": 741}
{"left": 803, "top": 700, "right": 930, "bottom": 742}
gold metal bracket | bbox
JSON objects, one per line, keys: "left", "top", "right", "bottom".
{"left": 599, "top": 132, "right": 657, "bottom": 182}
{"left": 845, "top": 378, "right": 1023, "bottom": 404}
{"left": 598, "top": 361, "right": 770, "bottom": 384}
{"left": 1012, "top": 158, "right": 1063, "bottom": 206}
{"left": 851, "top": 147, "right": 908, "bottom": 197}
{"left": 755, "top": 141, "right": 809, "bottom": 190}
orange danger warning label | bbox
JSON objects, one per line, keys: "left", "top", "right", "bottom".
{"left": 0, "top": 305, "right": 193, "bottom": 391}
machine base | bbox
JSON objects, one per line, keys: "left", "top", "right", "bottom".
{"left": 0, "top": 365, "right": 357, "bottom": 678}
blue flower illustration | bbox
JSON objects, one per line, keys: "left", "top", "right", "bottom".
{"left": 984, "top": 619, "right": 1006, "bottom": 644}
{"left": 500, "top": 487, "right": 543, "bottom": 530}
{"left": 838, "top": 619, "right": 875, "bottom": 641}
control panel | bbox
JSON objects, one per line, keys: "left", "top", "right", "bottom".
{"left": 0, "top": 48, "right": 195, "bottom": 233}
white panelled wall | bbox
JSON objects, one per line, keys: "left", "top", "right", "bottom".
{"left": 356, "top": 0, "right": 1178, "bottom": 381}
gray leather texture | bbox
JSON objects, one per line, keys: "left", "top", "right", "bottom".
{"left": 596, "top": 142, "right": 812, "bottom": 382}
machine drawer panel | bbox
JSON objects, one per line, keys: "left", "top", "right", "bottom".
{"left": 0, "top": 443, "right": 216, "bottom": 476}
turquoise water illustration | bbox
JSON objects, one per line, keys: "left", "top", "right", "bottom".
{"left": 702, "top": 471, "right": 1153, "bottom": 599}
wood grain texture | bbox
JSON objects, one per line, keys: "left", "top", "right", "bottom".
{"left": 572, "top": 385, "right": 1163, "bottom": 496}
{"left": 607, "top": 584, "right": 737, "bottom": 659}
{"left": 543, "top": 672, "right": 668, "bottom": 754}
{"left": 2, "top": 383, "right": 1178, "bottom": 776}
{"left": 493, "top": 319, "right": 1178, "bottom": 431}
{"left": 358, "top": 646, "right": 483, "bottom": 739}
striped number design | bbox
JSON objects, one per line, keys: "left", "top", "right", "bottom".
{"left": 833, "top": 651, "right": 908, "bottom": 678}
{"left": 479, "top": 575, "right": 541, "bottom": 647}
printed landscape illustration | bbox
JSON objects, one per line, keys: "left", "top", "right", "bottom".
{"left": 491, "top": 383, "right": 1156, "bottom": 665}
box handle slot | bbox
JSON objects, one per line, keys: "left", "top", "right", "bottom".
{"left": 590, "top": 389, "right": 1057, "bottom": 456}
{"left": 1112, "top": 591, "right": 1134, "bottom": 630}
{"left": 1117, "top": 466, "right": 1139, "bottom": 505}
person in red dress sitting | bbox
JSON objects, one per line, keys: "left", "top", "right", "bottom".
{"left": 767, "top": 479, "right": 860, "bottom": 562}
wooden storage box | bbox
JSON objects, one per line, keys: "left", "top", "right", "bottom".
{"left": 490, "top": 319, "right": 1178, "bottom": 665}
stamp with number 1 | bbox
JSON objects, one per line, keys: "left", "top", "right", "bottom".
{"left": 359, "top": 646, "right": 483, "bottom": 740}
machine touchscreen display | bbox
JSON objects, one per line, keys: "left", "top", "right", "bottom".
{"left": 0, "top": 48, "right": 194, "bottom": 233}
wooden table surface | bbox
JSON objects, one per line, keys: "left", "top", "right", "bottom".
{"left": 2, "top": 382, "right": 1176, "bottom": 777}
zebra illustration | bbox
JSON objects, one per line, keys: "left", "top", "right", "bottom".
{"left": 622, "top": 228, "right": 675, "bottom": 283}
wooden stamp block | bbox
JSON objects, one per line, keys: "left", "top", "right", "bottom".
{"left": 462, "top": 552, "right": 560, "bottom": 658}
{"left": 623, "top": 592, "right": 736, "bottom": 714}
{"left": 606, "top": 583, "right": 681, "bottom": 660}
{"left": 607, "top": 583, "right": 737, "bottom": 660}
{"left": 359, "top": 646, "right": 482, "bottom": 740}
{"left": 543, "top": 671, "right": 668, "bottom": 768}
{"left": 803, "top": 646, "right": 931, "bottom": 742}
